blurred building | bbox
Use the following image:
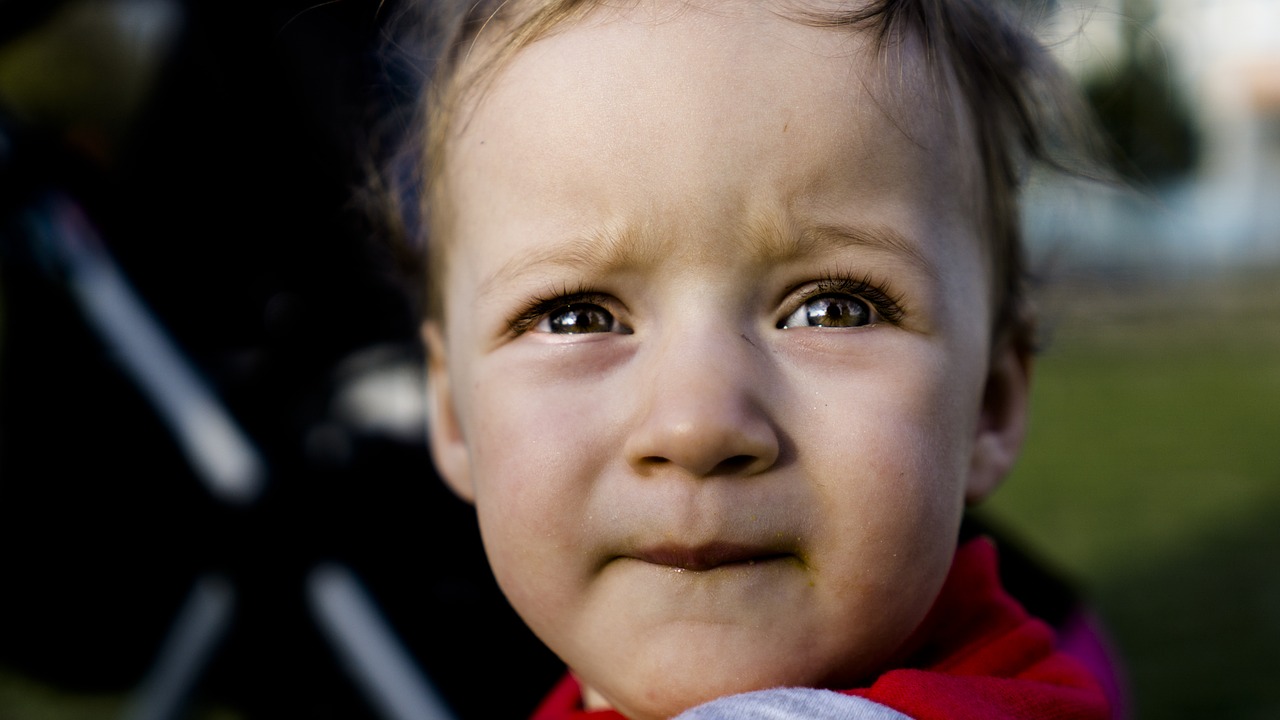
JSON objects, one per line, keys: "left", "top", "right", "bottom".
{"left": 1030, "top": 0, "right": 1280, "bottom": 266}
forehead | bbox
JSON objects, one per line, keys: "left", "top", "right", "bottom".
{"left": 443, "top": 0, "right": 986, "bottom": 295}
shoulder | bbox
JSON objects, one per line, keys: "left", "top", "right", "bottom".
{"left": 674, "top": 688, "right": 914, "bottom": 720}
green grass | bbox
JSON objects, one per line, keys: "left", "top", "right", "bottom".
{"left": 0, "top": 670, "right": 126, "bottom": 720}
{"left": 0, "top": 667, "right": 241, "bottom": 720}
{"left": 979, "top": 267, "right": 1280, "bottom": 719}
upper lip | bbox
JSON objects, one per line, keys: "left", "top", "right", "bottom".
{"left": 630, "top": 541, "right": 791, "bottom": 571}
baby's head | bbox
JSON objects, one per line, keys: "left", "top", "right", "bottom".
{"left": 405, "top": 1, "right": 1068, "bottom": 717}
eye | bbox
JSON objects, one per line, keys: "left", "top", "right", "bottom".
{"left": 540, "top": 303, "right": 615, "bottom": 333}
{"left": 507, "top": 289, "right": 634, "bottom": 337}
{"left": 536, "top": 302, "right": 629, "bottom": 334}
{"left": 775, "top": 274, "right": 904, "bottom": 330}
{"left": 779, "top": 293, "right": 873, "bottom": 329}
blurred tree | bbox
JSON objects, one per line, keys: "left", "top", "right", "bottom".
{"left": 1082, "top": 0, "right": 1200, "bottom": 184}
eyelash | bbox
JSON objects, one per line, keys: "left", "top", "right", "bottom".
{"left": 506, "top": 284, "right": 618, "bottom": 336}
{"left": 504, "top": 273, "right": 906, "bottom": 336}
{"left": 785, "top": 272, "right": 906, "bottom": 326}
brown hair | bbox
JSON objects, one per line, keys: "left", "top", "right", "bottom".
{"left": 377, "top": 0, "right": 1096, "bottom": 352}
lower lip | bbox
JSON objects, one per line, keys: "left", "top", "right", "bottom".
{"left": 632, "top": 545, "right": 794, "bottom": 572}
{"left": 667, "top": 555, "right": 793, "bottom": 573}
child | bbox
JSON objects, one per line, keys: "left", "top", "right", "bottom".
{"left": 393, "top": 0, "right": 1111, "bottom": 717}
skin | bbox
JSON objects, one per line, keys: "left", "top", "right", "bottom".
{"left": 425, "top": 2, "right": 1031, "bottom": 718}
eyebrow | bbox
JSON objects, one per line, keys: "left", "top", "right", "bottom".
{"left": 478, "top": 225, "right": 655, "bottom": 297}
{"left": 478, "top": 216, "right": 938, "bottom": 296}
{"left": 749, "top": 218, "right": 940, "bottom": 282}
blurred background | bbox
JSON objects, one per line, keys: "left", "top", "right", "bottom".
{"left": 981, "top": 2, "right": 1280, "bottom": 718}
{"left": 0, "top": 1, "right": 559, "bottom": 718}
{"left": 0, "top": 0, "right": 1275, "bottom": 719}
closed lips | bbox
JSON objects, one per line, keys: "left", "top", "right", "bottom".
{"left": 630, "top": 542, "right": 794, "bottom": 572}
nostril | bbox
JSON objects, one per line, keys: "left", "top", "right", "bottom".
{"left": 711, "top": 455, "right": 757, "bottom": 475}
{"left": 634, "top": 454, "right": 757, "bottom": 475}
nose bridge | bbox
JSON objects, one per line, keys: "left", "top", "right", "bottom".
{"left": 625, "top": 320, "right": 780, "bottom": 478}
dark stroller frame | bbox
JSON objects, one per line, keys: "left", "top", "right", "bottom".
{"left": 12, "top": 191, "right": 457, "bottom": 720}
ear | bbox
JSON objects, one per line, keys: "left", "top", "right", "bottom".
{"left": 966, "top": 338, "right": 1032, "bottom": 504}
{"left": 423, "top": 321, "right": 475, "bottom": 503}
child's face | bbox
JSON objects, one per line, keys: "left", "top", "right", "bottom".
{"left": 425, "top": 3, "right": 1029, "bottom": 718}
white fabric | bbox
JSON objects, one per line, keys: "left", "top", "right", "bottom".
{"left": 673, "top": 688, "right": 914, "bottom": 720}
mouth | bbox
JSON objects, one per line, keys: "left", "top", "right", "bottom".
{"left": 629, "top": 542, "right": 794, "bottom": 572}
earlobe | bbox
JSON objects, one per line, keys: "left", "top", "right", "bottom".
{"left": 423, "top": 321, "right": 475, "bottom": 503}
{"left": 966, "top": 339, "right": 1033, "bottom": 504}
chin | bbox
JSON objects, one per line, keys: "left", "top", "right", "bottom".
{"left": 595, "top": 683, "right": 751, "bottom": 720}
{"left": 585, "top": 645, "right": 847, "bottom": 720}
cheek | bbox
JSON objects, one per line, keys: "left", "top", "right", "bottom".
{"left": 461, "top": 361, "right": 622, "bottom": 618}
{"left": 467, "top": 360, "right": 621, "bottom": 499}
{"left": 817, "top": 343, "right": 982, "bottom": 479}
{"left": 792, "top": 355, "right": 980, "bottom": 679}
{"left": 818, "top": 387, "right": 969, "bottom": 561}
{"left": 795, "top": 340, "right": 985, "bottom": 569}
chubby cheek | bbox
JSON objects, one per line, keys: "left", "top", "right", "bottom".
{"left": 795, "top": 334, "right": 980, "bottom": 501}
{"left": 791, "top": 341, "right": 983, "bottom": 672}
{"left": 872, "top": 350, "right": 981, "bottom": 523}
{"left": 462, "top": 356, "right": 621, "bottom": 633}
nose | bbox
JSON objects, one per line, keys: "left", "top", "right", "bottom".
{"left": 623, "top": 333, "right": 780, "bottom": 478}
